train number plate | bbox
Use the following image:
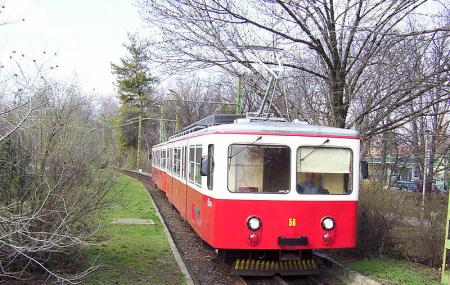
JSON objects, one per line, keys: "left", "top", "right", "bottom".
{"left": 288, "top": 218, "right": 296, "bottom": 227}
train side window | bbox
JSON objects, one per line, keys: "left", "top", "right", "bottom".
{"left": 162, "top": 150, "right": 166, "bottom": 169}
{"left": 188, "top": 145, "right": 202, "bottom": 186}
{"left": 182, "top": 146, "right": 187, "bottom": 180}
{"left": 170, "top": 148, "right": 174, "bottom": 173}
{"left": 173, "top": 148, "right": 181, "bottom": 177}
{"left": 163, "top": 150, "right": 165, "bottom": 169}
{"left": 171, "top": 148, "right": 174, "bottom": 173}
{"left": 171, "top": 148, "right": 175, "bottom": 174}
{"left": 158, "top": 150, "right": 161, "bottom": 167}
{"left": 167, "top": 149, "right": 170, "bottom": 172}
{"left": 188, "top": 146, "right": 195, "bottom": 183}
{"left": 195, "top": 146, "right": 202, "bottom": 185}
{"left": 207, "top": 144, "right": 214, "bottom": 190}
{"left": 164, "top": 149, "right": 168, "bottom": 170}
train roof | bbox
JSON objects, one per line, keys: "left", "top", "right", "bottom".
{"left": 156, "top": 114, "right": 359, "bottom": 146}
{"left": 207, "top": 119, "right": 359, "bottom": 137}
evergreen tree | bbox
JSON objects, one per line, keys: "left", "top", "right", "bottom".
{"left": 111, "top": 34, "right": 158, "bottom": 168}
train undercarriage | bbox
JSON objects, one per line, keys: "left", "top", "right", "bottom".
{"left": 218, "top": 249, "right": 320, "bottom": 276}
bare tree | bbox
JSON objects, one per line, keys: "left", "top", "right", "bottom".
{"left": 139, "top": 0, "right": 449, "bottom": 129}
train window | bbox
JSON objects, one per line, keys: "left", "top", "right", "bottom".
{"left": 171, "top": 148, "right": 175, "bottom": 174}
{"left": 182, "top": 146, "right": 187, "bottom": 180}
{"left": 228, "top": 145, "right": 290, "bottom": 193}
{"left": 158, "top": 150, "right": 161, "bottom": 167}
{"left": 207, "top": 144, "right": 214, "bottom": 190}
{"left": 173, "top": 148, "right": 181, "bottom": 177}
{"left": 162, "top": 149, "right": 167, "bottom": 169}
{"left": 296, "top": 147, "right": 353, "bottom": 195}
{"left": 188, "top": 145, "right": 202, "bottom": 186}
{"left": 195, "top": 146, "right": 202, "bottom": 185}
{"left": 156, "top": 150, "right": 160, "bottom": 167}
{"left": 169, "top": 148, "right": 174, "bottom": 173}
{"left": 189, "top": 146, "right": 195, "bottom": 183}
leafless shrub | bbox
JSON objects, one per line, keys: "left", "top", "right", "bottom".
{"left": 413, "top": 195, "right": 447, "bottom": 267}
{"left": 0, "top": 81, "right": 117, "bottom": 283}
{"left": 357, "top": 176, "right": 408, "bottom": 255}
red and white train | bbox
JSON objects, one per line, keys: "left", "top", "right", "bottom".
{"left": 151, "top": 114, "right": 365, "bottom": 261}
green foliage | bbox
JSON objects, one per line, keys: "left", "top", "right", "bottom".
{"left": 111, "top": 34, "right": 158, "bottom": 104}
{"left": 82, "top": 175, "right": 184, "bottom": 285}
{"left": 111, "top": 34, "right": 158, "bottom": 154}
{"left": 116, "top": 104, "right": 139, "bottom": 151}
{"left": 346, "top": 258, "right": 439, "bottom": 285}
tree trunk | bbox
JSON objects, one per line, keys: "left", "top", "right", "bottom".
{"left": 328, "top": 68, "right": 348, "bottom": 128}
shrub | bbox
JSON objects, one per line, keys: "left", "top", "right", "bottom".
{"left": 357, "top": 178, "right": 408, "bottom": 255}
{"left": 0, "top": 83, "right": 117, "bottom": 283}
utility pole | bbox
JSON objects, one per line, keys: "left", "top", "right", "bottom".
{"left": 159, "top": 105, "right": 166, "bottom": 143}
{"left": 421, "top": 129, "right": 429, "bottom": 212}
{"left": 136, "top": 95, "right": 143, "bottom": 171}
{"left": 236, "top": 76, "right": 243, "bottom": 115}
{"left": 175, "top": 105, "right": 180, "bottom": 132}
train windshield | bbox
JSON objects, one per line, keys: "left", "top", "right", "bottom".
{"left": 228, "top": 144, "right": 290, "bottom": 193}
{"left": 296, "top": 147, "right": 353, "bottom": 195}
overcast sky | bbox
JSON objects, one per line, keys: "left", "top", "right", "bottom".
{"left": 1, "top": 0, "right": 141, "bottom": 97}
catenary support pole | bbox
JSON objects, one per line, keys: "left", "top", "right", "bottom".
{"left": 421, "top": 130, "right": 429, "bottom": 212}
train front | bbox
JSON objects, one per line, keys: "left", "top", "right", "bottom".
{"left": 210, "top": 129, "right": 361, "bottom": 274}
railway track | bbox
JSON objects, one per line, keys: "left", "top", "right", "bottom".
{"left": 120, "top": 169, "right": 349, "bottom": 285}
{"left": 235, "top": 274, "right": 325, "bottom": 285}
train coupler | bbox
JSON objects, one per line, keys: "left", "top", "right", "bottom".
{"left": 231, "top": 258, "right": 319, "bottom": 276}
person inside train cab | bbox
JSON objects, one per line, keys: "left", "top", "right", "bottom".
{"left": 296, "top": 173, "right": 329, "bottom": 194}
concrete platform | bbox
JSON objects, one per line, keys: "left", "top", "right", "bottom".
{"left": 112, "top": 218, "right": 155, "bottom": 225}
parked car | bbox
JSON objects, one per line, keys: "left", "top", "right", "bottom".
{"left": 436, "top": 182, "right": 449, "bottom": 194}
{"left": 394, "top": 181, "right": 419, "bottom": 192}
{"left": 417, "top": 182, "right": 441, "bottom": 194}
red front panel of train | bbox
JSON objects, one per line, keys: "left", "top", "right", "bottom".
{"left": 208, "top": 199, "right": 357, "bottom": 250}
{"left": 182, "top": 186, "right": 358, "bottom": 250}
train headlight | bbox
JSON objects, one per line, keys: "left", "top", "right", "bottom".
{"left": 321, "top": 217, "right": 335, "bottom": 231}
{"left": 247, "top": 217, "right": 261, "bottom": 231}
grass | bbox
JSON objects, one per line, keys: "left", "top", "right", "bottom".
{"left": 345, "top": 258, "right": 440, "bottom": 285}
{"left": 81, "top": 175, "right": 185, "bottom": 285}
